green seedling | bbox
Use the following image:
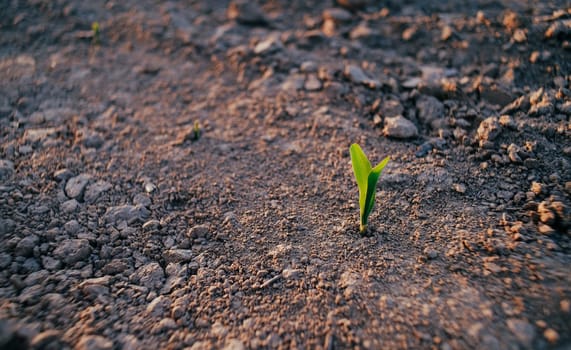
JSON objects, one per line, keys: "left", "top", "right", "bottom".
{"left": 91, "top": 22, "right": 100, "bottom": 45}
{"left": 350, "top": 143, "right": 390, "bottom": 234}
{"left": 192, "top": 121, "right": 201, "bottom": 141}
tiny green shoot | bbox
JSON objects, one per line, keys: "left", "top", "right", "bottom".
{"left": 192, "top": 121, "right": 201, "bottom": 141}
{"left": 91, "top": 22, "right": 100, "bottom": 45}
{"left": 349, "top": 143, "right": 390, "bottom": 234}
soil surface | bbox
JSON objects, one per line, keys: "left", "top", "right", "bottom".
{"left": 1, "top": 0, "right": 571, "bottom": 349}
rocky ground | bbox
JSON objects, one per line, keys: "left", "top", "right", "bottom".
{"left": 1, "top": 0, "right": 570, "bottom": 349}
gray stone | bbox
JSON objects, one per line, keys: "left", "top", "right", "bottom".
{"left": 380, "top": 99, "right": 404, "bottom": 118}
{"left": 76, "top": 335, "right": 113, "bottom": 350}
{"left": 142, "top": 219, "right": 161, "bottom": 232}
{"left": 82, "top": 132, "right": 104, "bottom": 149}
{"left": 188, "top": 224, "right": 209, "bottom": 239}
{"left": 304, "top": 75, "right": 322, "bottom": 91}
{"left": 144, "top": 182, "right": 157, "bottom": 193}
{"left": 383, "top": 115, "right": 418, "bottom": 139}
{"left": 15, "top": 235, "right": 39, "bottom": 257}
{"left": 53, "top": 168, "right": 73, "bottom": 182}
{"left": 79, "top": 276, "right": 111, "bottom": 299}
{"left": 344, "top": 65, "right": 380, "bottom": 88}
{"left": 227, "top": 0, "right": 268, "bottom": 25}
{"left": 0, "top": 252, "right": 12, "bottom": 269}
{"left": 103, "top": 205, "right": 150, "bottom": 224}
{"left": 61, "top": 199, "right": 79, "bottom": 213}
{"left": 131, "top": 262, "right": 164, "bottom": 289}
{"left": 166, "top": 262, "right": 186, "bottom": 277}
{"left": 146, "top": 295, "right": 171, "bottom": 317}
{"left": 0, "top": 159, "right": 14, "bottom": 181}
{"left": 65, "top": 174, "right": 92, "bottom": 199}
{"left": 416, "top": 95, "right": 444, "bottom": 126}
{"left": 402, "top": 77, "right": 422, "bottom": 89}
{"left": 164, "top": 249, "right": 193, "bottom": 263}
{"left": 254, "top": 35, "right": 282, "bottom": 55}
{"left": 281, "top": 74, "right": 305, "bottom": 92}
{"left": 64, "top": 220, "right": 81, "bottom": 235}
{"left": 0, "top": 218, "right": 16, "bottom": 236}
{"left": 101, "top": 259, "right": 129, "bottom": 275}
{"left": 53, "top": 239, "right": 91, "bottom": 265}
{"left": 506, "top": 318, "right": 535, "bottom": 348}
{"left": 18, "top": 145, "right": 32, "bottom": 155}
{"left": 21, "top": 257, "right": 40, "bottom": 273}
{"left": 423, "top": 248, "right": 438, "bottom": 260}
{"left": 300, "top": 61, "right": 318, "bottom": 73}
{"left": 42, "top": 256, "right": 61, "bottom": 271}
{"left": 84, "top": 180, "right": 112, "bottom": 203}
{"left": 418, "top": 65, "right": 458, "bottom": 89}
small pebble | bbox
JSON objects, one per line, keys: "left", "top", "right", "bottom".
{"left": 143, "top": 219, "right": 161, "bottom": 232}
{"left": 65, "top": 174, "right": 92, "bottom": 199}
{"left": 61, "top": 199, "right": 79, "bottom": 213}
{"left": 530, "top": 182, "right": 543, "bottom": 195}
{"left": 561, "top": 299, "right": 570, "bottom": 313}
{"left": 453, "top": 183, "right": 466, "bottom": 194}
{"left": 188, "top": 224, "right": 209, "bottom": 239}
{"left": 424, "top": 248, "right": 438, "bottom": 260}
{"left": 304, "top": 75, "right": 322, "bottom": 91}
{"left": 383, "top": 115, "right": 418, "bottom": 139}
{"left": 543, "top": 328, "right": 559, "bottom": 344}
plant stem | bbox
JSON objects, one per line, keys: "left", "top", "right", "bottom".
{"left": 359, "top": 223, "right": 367, "bottom": 234}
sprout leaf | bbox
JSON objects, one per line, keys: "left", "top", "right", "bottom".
{"left": 350, "top": 143, "right": 389, "bottom": 234}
